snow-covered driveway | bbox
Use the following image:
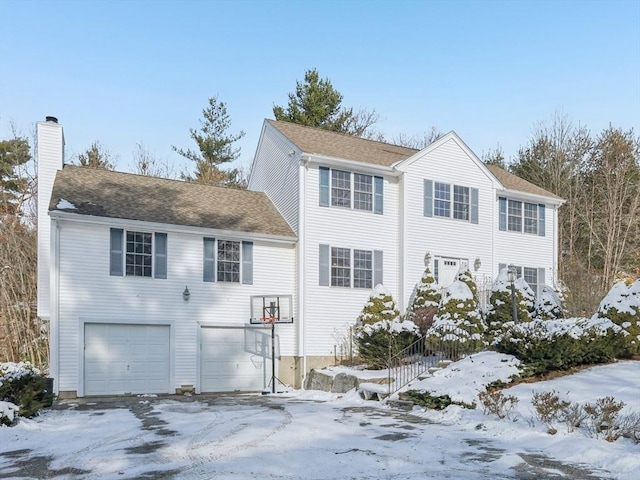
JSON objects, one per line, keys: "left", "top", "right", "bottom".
{"left": 0, "top": 391, "right": 625, "bottom": 480}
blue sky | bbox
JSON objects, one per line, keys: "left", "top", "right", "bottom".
{"left": 1, "top": 0, "right": 638, "bottom": 175}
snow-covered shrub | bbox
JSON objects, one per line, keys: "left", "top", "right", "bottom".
{"left": 0, "top": 362, "right": 53, "bottom": 423}
{"left": 485, "top": 268, "right": 534, "bottom": 341}
{"left": 407, "top": 265, "right": 441, "bottom": 334}
{"left": 456, "top": 268, "right": 479, "bottom": 302}
{"left": 533, "top": 286, "right": 566, "bottom": 320}
{"left": 355, "top": 318, "right": 420, "bottom": 369}
{"left": 492, "top": 317, "right": 626, "bottom": 376}
{"left": 0, "top": 400, "right": 19, "bottom": 426}
{"left": 593, "top": 279, "right": 640, "bottom": 356}
{"left": 426, "top": 280, "right": 486, "bottom": 354}
{"left": 357, "top": 284, "right": 400, "bottom": 326}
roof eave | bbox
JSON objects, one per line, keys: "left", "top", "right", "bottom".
{"left": 499, "top": 189, "right": 566, "bottom": 206}
{"left": 302, "top": 152, "right": 401, "bottom": 176}
{"left": 49, "top": 210, "right": 298, "bottom": 243}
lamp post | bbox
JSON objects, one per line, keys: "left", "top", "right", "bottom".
{"left": 507, "top": 264, "right": 518, "bottom": 324}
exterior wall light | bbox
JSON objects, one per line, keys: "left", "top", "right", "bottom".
{"left": 474, "top": 257, "right": 481, "bottom": 272}
{"left": 183, "top": 286, "right": 190, "bottom": 302}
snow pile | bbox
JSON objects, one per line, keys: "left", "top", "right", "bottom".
{"left": 0, "top": 401, "right": 19, "bottom": 424}
{"left": 409, "top": 351, "right": 521, "bottom": 404}
{"left": 55, "top": 198, "right": 77, "bottom": 210}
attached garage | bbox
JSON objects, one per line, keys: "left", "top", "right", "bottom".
{"left": 84, "top": 323, "right": 171, "bottom": 396}
{"left": 200, "top": 326, "right": 273, "bottom": 393}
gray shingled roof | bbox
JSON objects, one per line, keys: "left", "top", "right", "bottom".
{"left": 268, "top": 119, "right": 418, "bottom": 166}
{"left": 485, "top": 164, "right": 563, "bottom": 201}
{"left": 49, "top": 166, "right": 296, "bottom": 238}
{"left": 270, "top": 119, "right": 562, "bottom": 201}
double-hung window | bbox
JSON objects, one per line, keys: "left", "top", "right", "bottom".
{"left": 319, "top": 167, "right": 383, "bottom": 214}
{"left": 424, "top": 179, "right": 479, "bottom": 224}
{"left": 353, "top": 174, "right": 373, "bottom": 211}
{"left": 498, "top": 263, "right": 545, "bottom": 297}
{"left": 499, "top": 197, "right": 545, "bottom": 236}
{"left": 434, "top": 182, "right": 451, "bottom": 217}
{"left": 331, "top": 170, "right": 351, "bottom": 208}
{"left": 110, "top": 228, "right": 167, "bottom": 279}
{"left": 331, "top": 247, "right": 351, "bottom": 287}
{"left": 203, "top": 238, "right": 253, "bottom": 284}
{"left": 217, "top": 240, "right": 240, "bottom": 282}
{"left": 353, "top": 249, "right": 373, "bottom": 288}
{"left": 319, "top": 245, "right": 383, "bottom": 289}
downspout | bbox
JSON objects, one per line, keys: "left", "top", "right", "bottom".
{"left": 50, "top": 217, "right": 60, "bottom": 394}
{"left": 298, "top": 156, "right": 308, "bottom": 388}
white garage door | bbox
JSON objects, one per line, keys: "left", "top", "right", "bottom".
{"left": 84, "top": 323, "right": 170, "bottom": 396}
{"left": 200, "top": 326, "right": 272, "bottom": 393}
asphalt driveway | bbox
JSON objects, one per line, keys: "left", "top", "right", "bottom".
{"left": 0, "top": 394, "right": 612, "bottom": 480}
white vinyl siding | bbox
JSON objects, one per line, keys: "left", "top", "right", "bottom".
{"left": 55, "top": 221, "right": 295, "bottom": 395}
{"left": 304, "top": 166, "right": 398, "bottom": 357}
{"left": 248, "top": 123, "right": 300, "bottom": 233}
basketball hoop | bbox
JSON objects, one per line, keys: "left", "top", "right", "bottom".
{"left": 260, "top": 316, "right": 278, "bottom": 324}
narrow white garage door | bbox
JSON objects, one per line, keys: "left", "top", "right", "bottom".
{"left": 84, "top": 324, "right": 170, "bottom": 396}
{"left": 200, "top": 327, "right": 272, "bottom": 393}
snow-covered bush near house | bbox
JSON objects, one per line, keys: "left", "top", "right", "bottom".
{"left": 356, "top": 284, "right": 400, "bottom": 325}
{"left": 493, "top": 317, "right": 626, "bottom": 375}
{"left": 456, "top": 267, "right": 479, "bottom": 302}
{"left": 593, "top": 279, "right": 640, "bottom": 355}
{"left": 0, "top": 361, "right": 52, "bottom": 422}
{"left": 0, "top": 362, "right": 42, "bottom": 385}
{"left": 533, "top": 285, "right": 566, "bottom": 320}
{"left": 407, "top": 263, "right": 441, "bottom": 334}
{"left": 355, "top": 317, "right": 420, "bottom": 368}
{"left": 426, "top": 280, "right": 486, "bottom": 352}
{"left": 485, "top": 267, "right": 534, "bottom": 340}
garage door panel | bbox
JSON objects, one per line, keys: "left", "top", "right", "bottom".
{"left": 200, "top": 327, "right": 272, "bottom": 393}
{"left": 84, "top": 324, "right": 170, "bottom": 396}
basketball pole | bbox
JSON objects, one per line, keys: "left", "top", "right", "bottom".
{"left": 271, "top": 320, "right": 276, "bottom": 394}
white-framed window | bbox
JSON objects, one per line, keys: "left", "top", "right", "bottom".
{"left": 217, "top": 240, "right": 240, "bottom": 282}
{"left": 319, "top": 245, "right": 382, "bottom": 288}
{"left": 319, "top": 167, "right": 383, "bottom": 214}
{"left": 110, "top": 228, "right": 167, "bottom": 279}
{"left": 126, "top": 231, "right": 153, "bottom": 277}
{"left": 353, "top": 249, "right": 373, "bottom": 288}
{"left": 499, "top": 197, "right": 545, "bottom": 236}
{"left": 203, "top": 238, "right": 253, "bottom": 285}
{"left": 499, "top": 263, "right": 545, "bottom": 297}
{"left": 424, "top": 179, "right": 479, "bottom": 224}
{"left": 331, "top": 170, "right": 351, "bottom": 208}
{"left": 331, "top": 247, "right": 351, "bottom": 287}
{"left": 434, "top": 182, "right": 451, "bottom": 217}
{"left": 453, "top": 185, "right": 470, "bottom": 221}
{"left": 353, "top": 173, "right": 373, "bottom": 211}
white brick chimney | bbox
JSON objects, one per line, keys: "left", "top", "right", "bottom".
{"left": 37, "top": 116, "right": 64, "bottom": 320}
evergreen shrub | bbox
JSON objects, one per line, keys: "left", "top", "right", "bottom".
{"left": 493, "top": 318, "right": 627, "bottom": 376}
{"left": 0, "top": 362, "right": 53, "bottom": 425}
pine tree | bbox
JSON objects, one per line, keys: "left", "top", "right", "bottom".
{"left": 408, "top": 264, "right": 441, "bottom": 334}
{"left": 593, "top": 279, "right": 640, "bottom": 355}
{"left": 355, "top": 285, "right": 419, "bottom": 368}
{"left": 427, "top": 280, "right": 485, "bottom": 352}
{"left": 533, "top": 286, "right": 566, "bottom": 320}
{"left": 357, "top": 284, "right": 399, "bottom": 326}
{"left": 485, "top": 268, "right": 534, "bottom": 341}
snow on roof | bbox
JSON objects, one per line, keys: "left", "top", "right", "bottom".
{"left": 55, "top": 198, "right": 76, "bottom": 210}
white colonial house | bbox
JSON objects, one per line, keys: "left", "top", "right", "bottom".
{"left": 37, "top": 117, "right": 563, "bottom": 397}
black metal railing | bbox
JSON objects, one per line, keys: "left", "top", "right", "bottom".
{"left": 386, "top": 328, "right": 476, "bottom": 395}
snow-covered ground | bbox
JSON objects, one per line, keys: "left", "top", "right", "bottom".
{"left": 1, "top": 354, "right": 638, "bottom": 480}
